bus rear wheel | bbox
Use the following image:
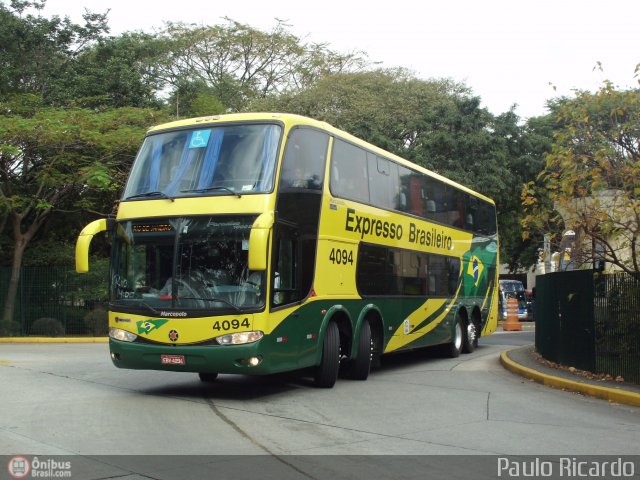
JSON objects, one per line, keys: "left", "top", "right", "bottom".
{"left": 443, "top": 315, "right": 463, "bottom": 358}
{"left": 349, "top": 320, "right": 372, "bottom": 380}
{"left": 462, "top": 320, "right": 477, "bottom": 354}
{"left": 314, "top": 321, "right": 340, "bottom": 388}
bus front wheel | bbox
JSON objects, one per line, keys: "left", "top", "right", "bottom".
{"left": 314, "top": 321, "right": 340, "bottom": 388}
{"left": 198, "top": 372, "right": 218, "bottom": 382}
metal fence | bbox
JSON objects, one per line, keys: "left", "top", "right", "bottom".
{"left": 536, "top": 270, "right": 640, "bottom": 384}
{"left": 0, "top": 266, "right": 108, "bottom": 336}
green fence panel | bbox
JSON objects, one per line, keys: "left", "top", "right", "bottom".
{"left": 537, "top": 271, "right": 639, "bottom": 384}
{"left": 594, "top": 273, "right": 640, "bottom": 383}
{"left": 536, "top": 270, "right": 595, "bottom": 372}
{"left": 0, "top": 266, "right": 108, "bottom": 336}
{"left": 535, "top": 273, "right": 561, "bottom": 362}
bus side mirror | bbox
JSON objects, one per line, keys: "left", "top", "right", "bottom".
{"left": 75, "top": 218, "right": 113, "bottom": 273}
{"left": 248, "top": 212, "right": 274, "bottom": 271}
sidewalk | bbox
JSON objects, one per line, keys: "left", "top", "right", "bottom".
{"left": 501, "top": 345, "right": 640, "bottom": 408}
{"left": 0, "top": 337, "right": 108, "bottom": 343}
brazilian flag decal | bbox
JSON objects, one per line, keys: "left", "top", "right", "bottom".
{"left": 467, "top": 255, "right": 484, "bottom": 287}
{"left": 136, "top": 319, "right": 168, "bottom": 335}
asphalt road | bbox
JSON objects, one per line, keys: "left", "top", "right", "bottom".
{"left": 1, "top": 330, "right": 638, "bottom": 464}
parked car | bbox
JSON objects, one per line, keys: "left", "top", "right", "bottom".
{"left": 498, "top": 279, "right": 529, "bottom": 321}
{"left": 525, "top": 289, "right": 535, "bottom": 321}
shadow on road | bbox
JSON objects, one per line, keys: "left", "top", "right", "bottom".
{"left": 138, "top": 368, "right": 334, "bottom": 400}
{"left": 138, "top": 345, "right": 498, "bottom": 400}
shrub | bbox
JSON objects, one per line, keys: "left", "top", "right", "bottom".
{"left": 84, "top": 306, "right": 108, "bottom": 336}
{"left": 30, "top": 317, "right": 65, "bottom": 336}
{"left": 0, "top": 321, "right": 22, "bottom": 336}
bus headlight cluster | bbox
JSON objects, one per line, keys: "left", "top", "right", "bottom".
{"left": 109, "top": 327, "right": 138, "bottom": 342}
{"left": 216, "top": 331, "right": 263, "bottom": 345}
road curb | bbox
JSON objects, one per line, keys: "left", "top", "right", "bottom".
{"left": 0, "top": 337, "right": 108, "bottom": 343}
{"left": 500, "top": 349, "right": 640, "bottom": 408}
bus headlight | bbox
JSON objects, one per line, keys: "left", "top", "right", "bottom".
{"left": 109, "top": 327, "right": 138, "bottom": 342}
{"left": 216, "top": 331, "right": 263, "bottom": 345}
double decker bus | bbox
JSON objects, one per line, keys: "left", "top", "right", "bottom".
{"left": 76, "top": 113, "right": 498, "bottom": 388}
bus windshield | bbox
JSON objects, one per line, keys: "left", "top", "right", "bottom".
{"left": 111, "top": 216, "right": 265, "bottom": 313}
{"left": 123, "top": 123, "right": 281, "bottom": 199}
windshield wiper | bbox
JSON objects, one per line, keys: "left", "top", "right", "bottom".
{"left": 118, "top": 299, "right": 161, "bottom": 316}
{"left": 180, "top": 296, "right": 241, "bottom": 312}
{"left": 180, "top": 186, "right": 241, "bottom": 198}
{"left": 125, "top": 191, "right": 175, "bottom": 202}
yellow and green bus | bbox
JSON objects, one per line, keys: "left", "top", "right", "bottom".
{"left": 76, "top": 113, "right": 498, "bottom": 387}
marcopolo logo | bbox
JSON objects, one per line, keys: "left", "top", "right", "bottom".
{"left": 160, "top": 311, "right": 187, "bottom": 318}
{"left": 8, "top": 456, "right": 72, "bottom": 478}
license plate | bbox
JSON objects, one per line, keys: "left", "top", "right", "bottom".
{"left": 161, "top": 354, "right": 185, "bottom": 365}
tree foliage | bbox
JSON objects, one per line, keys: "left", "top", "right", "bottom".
{"left": 0, "top": 101, "right": 163, "bottom": 325}
{"left": 0, "top": 0, "right": 109, "bottom": 105}
{"left": 494, "top": 111, "right": 555, "bottom": 270}
{"left": 153, "top": 18, "right": 369, "bottom": 112}
{"left": 71, "top": 33, "right": 165, "bottom": 108}
{"left": 523, "top": 82, "right": 640, "bottom": 275}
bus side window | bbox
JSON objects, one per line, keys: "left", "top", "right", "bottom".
{"left": 395, "top": 165, "right": 412, "bottom": 212}
{"left": 368, "top": 154, "right": 391, "bottom": 209}
{"left": 399, "top": 169, "right": 424, "bottom": 217}
{"left": 330, "top": 138, "right": 369, "bottom": 203}
{"left": 465, "top": 195, "right": 478, "bottom": 231}
{"left": 447, "top": 257, "right": 461, "bottom": 295}
{"left": 280, "top": 128, "right": 328, "bottom": 190}
{"left": 271, "top": 225, "right": 298, "bottom": 307}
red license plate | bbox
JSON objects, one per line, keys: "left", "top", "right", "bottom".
{"left": 161, "top": 354, "right": 185, "bottom": 365}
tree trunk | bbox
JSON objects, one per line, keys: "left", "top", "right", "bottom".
{"left": 1, "top": 211, "right": 48, "bottom": 333}
{"left": 1, "top": 236, "right": 27, "bottom": 331}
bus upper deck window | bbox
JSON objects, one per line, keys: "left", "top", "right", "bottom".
{"left": 280, "top": 128, "right": 328, "bottom": 190}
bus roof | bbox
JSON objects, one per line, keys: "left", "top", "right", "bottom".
{"left": 147, "top": 112, "right": 495, "bottom": 205}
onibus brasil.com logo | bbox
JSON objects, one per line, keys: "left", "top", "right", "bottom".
{"left": 7, "top": 456, "right": 71, "bottom": 478}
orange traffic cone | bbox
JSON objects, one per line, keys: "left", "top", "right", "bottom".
{"left": 503, "top": 297, "right": 522, "bottom": 331}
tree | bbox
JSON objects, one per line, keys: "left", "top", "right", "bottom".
{"left": 0, "top": 0, "right": 109, "bottom": 105}
{"left": 523, "top": 82, "right": 640, "bottom": 276}
{"left": 152, "top": 18, "right": 369, "bottom": 112}
{"left": 71, "top": 32, "right": 166, "bottom": 108}
{"left": 493, "top": 111, "right": 555, "bottom": 271}
{"left": 0, "top": 1, "right": 164, "bottom": 109}
{"left": 0, "top": 99, "right": 163, "bottom": 329}
{"left": 166, "top": 79, "right": 226, "bottom": 118}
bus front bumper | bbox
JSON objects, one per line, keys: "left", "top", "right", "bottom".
{"left": 109, "top": 338, "right": 274, "bottom": 375}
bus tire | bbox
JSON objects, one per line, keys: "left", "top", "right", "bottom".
{"left": 198, "top": 372, "right": 218, "bottom": 382}
{"left": 314, "top": 321, "right": 340, "bottom": 388}
{"left": 443, "top": 315, "right": 463, "bottom": 358}
{"left": 462, "top": 320, "right": 477, "bottom": 354}
{"left": 349, "top": 320, "right": 372, "bottom": 380}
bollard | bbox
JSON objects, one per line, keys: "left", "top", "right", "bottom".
{"left": 503, "top": 297, "right": 522, "bottom": 331}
